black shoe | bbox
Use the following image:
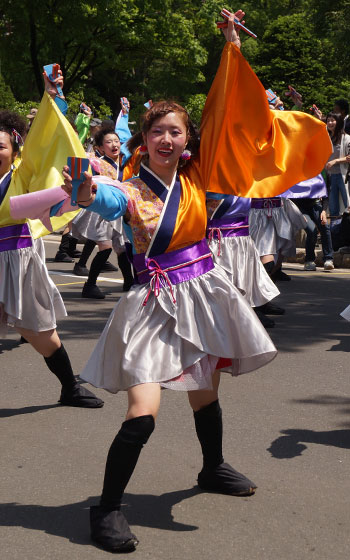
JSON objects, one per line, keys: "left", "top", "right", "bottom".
{"left": 82, "top": 283, "right": 105, "bottom": 299}
{"left": 257, "top": 302, "right": 285, "bottom": 315}
{"left": 100, "top": 261, "right": 118, "bottom": 273}
{"left": 254, "top": 308, "right": 275, "bottom": 328}
{"left": 59, "top": 384, "right": 104, "bottom": 408}
{"left": 73, "top": 263, "right": 89, "bottom": 276}
{"left": 198, "top": 462, "right": 257, "bottom": 496}
{"left": 54, "top": 251, "right": 75, "bottom": 263}
{"left": 272, "top": 269, "right": 291, "bottom": 282}
{"left": 90, "top": 506, "right": 138, "bottom": 552}
{"left": 19, "top": 336, "right": 29, "bottom": 344}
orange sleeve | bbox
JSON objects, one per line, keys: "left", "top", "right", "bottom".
{"left": 122, "top": 148, "right": 141, "bottom": 181}
{"left": 189, "top": 43, "right": 332, "bottom": 198}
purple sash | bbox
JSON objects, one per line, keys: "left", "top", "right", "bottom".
{"left": 133, "top": 239, "right": 214, "bottom": 305}
{"left": 0, "top": 223, "right": 32, "bottom": 252}
{"left": 207, "top": 216, "right": 249, "bottom": 238}
{"left": 251, "top": 198, "right": 282, "bottom": 209}
{"left": 139, "top": 165, "right": 182, "bottom": 258}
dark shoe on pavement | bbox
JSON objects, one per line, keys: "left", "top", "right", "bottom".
{"left": 258, "top": 302, "right": 285, "bottom": 315}
{"left": 54, "top": 251, "right": 75, "bottom": 263}
{"left": 254, "top": 308, "right": 275, "bottom": 328}
{"left": 100, "top": 261, "right": 118, "bottom": 273}
{"left": 90, "top": 505, "right": 138, "bottom": 553}
{"left": 19, "top": 336, "right": 29, "bottom": 344}
{"left": 271, "top": 269, "right": 291, "bottom": 282}
{"left": 59, "top": 384, "right": 104, "bottom": 408}
{"left": 82, "top": 283, "right": 105, "bottom": 299}
{"left": 73, "top": 263, "right": 89, "bottom": 276}
{"left": 198, "top": 462, "right": 257, "bottom": 496}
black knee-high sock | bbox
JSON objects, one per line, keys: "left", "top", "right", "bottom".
{"left": 100, "top": 415, "right": 155, "bottom": 509}
{"left": 263, "top": 261, "right": 274, "bottom": 276}
{"left": 117, "top": 251, "right": 134, "bottom": 290}
{"left": 44, "top": 344, "right": 77, "bottom": 391}
{"left": 57, "top": 233, "right": 71, "bottom": 255}
{"left": 87, "top": 248, "right": 112, "bottom": 286}
{"left": 78, "top": 239, "right": 96, "bottom": 267}
{"left": 194, "top": 400, "right": 224, "bottom": 470}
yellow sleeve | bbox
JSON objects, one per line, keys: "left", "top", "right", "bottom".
{"left": 12, "top": 93, "right": 85, "bottom": 237}
{"left": 189, "top": 43, "right": 332, "bottom": 198}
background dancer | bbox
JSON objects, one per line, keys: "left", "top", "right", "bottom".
{"left": 0, "top": 73, "right": 103, "bottom": 408}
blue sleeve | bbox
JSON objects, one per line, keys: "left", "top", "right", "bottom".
{"left": 115, "top": 113, "right": 132, "bottom": 144}
{"left": 83, "top": 183, "right": 128, "bottom": 221}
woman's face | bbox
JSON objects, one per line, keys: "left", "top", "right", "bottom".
{"left": 144, "top": 112, "right": 188, "bottom": 171}
{"left": 326, "top": 117, "right": 337, "bottom": 133}
{"left": 100, "top": 133, "right": 121, "bottom": 160}
{"left": 0, "top": 131, "right": 15, "bottom": 179}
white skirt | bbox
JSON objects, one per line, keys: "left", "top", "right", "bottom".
{"left": 249, "top": 200, "right": 307, "bottom": 257}
{"left": 0, "top": 237, "right": 66, "bottom": 335}
{"left": 208, "top": 236, "right": 280, "bottom": 307}
{"left": 72, "top": 209, "right": 123, "bottom": 244}
{"left": 80, "top": 264, "right": 277, "bottom": 393}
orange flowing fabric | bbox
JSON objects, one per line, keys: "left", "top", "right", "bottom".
{"left": 190, "top": 43, "right": 332, "bottom": 198}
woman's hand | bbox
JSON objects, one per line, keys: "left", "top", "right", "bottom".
{"left": 320, "top": 210, "right": 327, "bottom": 225}
{"left": 43, "top": 67, "right": 65, "bottom": 100}
{"left": 221, "top": 10, "right": 245, "bottom": 49}
{"left": 61, "top": 166, "right": 97, "bottom": 207}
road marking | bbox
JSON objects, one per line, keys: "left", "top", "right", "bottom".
{"left": 48, "top": 271, "right": 123, "bottom": 284}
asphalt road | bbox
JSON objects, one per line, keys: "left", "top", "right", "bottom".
{"left": 1, "top": 235, "right": 350, "bottom": 560}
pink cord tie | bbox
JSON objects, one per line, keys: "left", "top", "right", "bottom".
{"left": 263, "top": 199, "right": 278, "bottom": 218}
{"left": 142, "top": 258, "right": 177, "bottom": 307}
{"left": 208, "top": 227, "right": 222, "bottom": 256}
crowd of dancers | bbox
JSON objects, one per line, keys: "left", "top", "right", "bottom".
{"left": 1, "top": 9, "right": 349, "bottom": 553}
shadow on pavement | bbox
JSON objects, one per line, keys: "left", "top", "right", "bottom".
{"left": 267, "top": 428, "right": 350, "bottom": 459}
{"left": 0, "top": 404, "right": 60, "bottom": 418}
{"left": 0, "top": 339, "right": 22, "bottom": 354}
{"left": 0, "top": 489, "right": 199, "bottom": 546}
{"left": 270, "top": 274, "right": 350, "bottom": 353}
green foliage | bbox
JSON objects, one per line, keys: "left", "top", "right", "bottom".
{"left": 0, "top": 0, "right": 349, "bottom": 121}
{"left": 0, "top": 73, "right": 16, "bottom": 109}
{"left": 185, "top": 94, "right": 207, "bottom": 126}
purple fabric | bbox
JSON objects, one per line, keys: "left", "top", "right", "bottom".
{"left": 207, "top": 216, "right": 249, "bottom": 237}
{"left": 278, "top": 174, "right": 328, "bottom": 199}
{"left": 218, "top": 196, "right": 251, "bottom": 218}
{"left": 134, "top": 239, "right": 214, "bottom": 285}
{"left": 0, "top": 223, "right": 32, "bottom": 252}
{"left": 250, "top": 198, "right": 282, "bottom": 209}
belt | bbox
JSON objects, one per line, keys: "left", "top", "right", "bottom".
{"left": 0, "top": 223, "right": 32, "bottom": 252}
{"left": 133, "top": 239, "right": 214, "bottom": 306}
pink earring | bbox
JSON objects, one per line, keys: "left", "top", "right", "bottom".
{"left": 139, "top": 145, "right": 148, "bottom": 154}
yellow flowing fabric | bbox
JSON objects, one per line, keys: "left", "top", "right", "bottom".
{"left": 191, "top": 43, "right": 332, "bottom": 197}
{"left": 2, "top": 93, "right": 85, "bottom": 237}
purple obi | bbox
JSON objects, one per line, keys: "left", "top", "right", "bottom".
{"left": 207, "top": 216, "right": 249, "bottom": 239}
{"left": 133, "top": 239, "right": 214, "bottom": 305}
{"left": 250, "top": 198, "right": 282, "bottom": 210}
{"left": 0, "top": 223, "right": 32, "bottom": 252}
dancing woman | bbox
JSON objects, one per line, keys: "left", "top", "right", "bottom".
{"left": 1, "top": 74, "right": 103, "bottom": 408}
{"left": 60, "top": 11, "right": 330, "bottom": 552}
